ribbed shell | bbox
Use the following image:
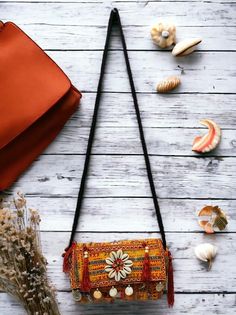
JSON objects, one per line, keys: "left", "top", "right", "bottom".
{"left": 156, "top": 76, "right": 181, "bottom": 93}
{"left": 192, "top": 119, "right": 221, "bottom": 153}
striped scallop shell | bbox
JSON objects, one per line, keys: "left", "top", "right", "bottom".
{"left": 156, "top": 76, "right": 181, "bottom": 93}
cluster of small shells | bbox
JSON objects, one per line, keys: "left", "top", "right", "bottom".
{"left": 151, "top": 22, "right": 224, "bottom": 273}
{"left": 0, "top": 192, "right": 61, "bottom": 315}
{"left": 194, "top": 205, "right": 228, "bottom": 269}
{"left": 151, "top": 22, "right": 202, "bottom": 93}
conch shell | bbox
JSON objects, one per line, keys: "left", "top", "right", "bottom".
{"left": 156, "top": 76, "right": 181, "bottom": 93}
{"left": 194, "top": 243, "right": 217, "bottom": 270}
{"left": 198, "top": 205, "right": 228, "bottom": 233}
{"left": 172, "top": 38, "right": 202, "bottom": 56}
{"left": 151, "top": 22, "right": 176, "bottom": 48}
{"left": 192, "top": 119, "right": 221, "bottom": 153}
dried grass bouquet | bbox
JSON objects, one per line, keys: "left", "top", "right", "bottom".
{"left": 0, "top": 192, "right": 61, "bottom": 315}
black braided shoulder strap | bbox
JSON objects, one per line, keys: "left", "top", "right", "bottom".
{"left": 68, "top": 8, "right": 167, "bottom": 251}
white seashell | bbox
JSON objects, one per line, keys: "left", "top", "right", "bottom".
{"left": 108, "top": 269, "right": 116, "bottom": 279}
{"left": 116, "top": 249, "right": 123, "bottom": 258}
{"left": 115, "top": 272, "right": 121, "bottom": 282}
{"left": 119, "top": 269, "right": 127, "bottom": 279}
{"left": 192, "top": 119, "right": 221, "bottom": 153}
{"left": 151, "top": 22, "right": 176, "bottom": 48}
{"left": 105, "top": 258, "right": 114, "bottom": 265}
{"left": 123, "top": 266, "right": 132, "bottom": 274}
{"left": 109, "top": 286, "right": 118, "bottom": 298}
{"left": 124, "top": 260, "right": 133, "bottom": 267}
{"left": 156, "top": 76, "right": 181, "bottom": 93}
{"left": 104, "top": 266, "right": 113, "bottom": 272}
{"left": 93, "top": 289, "right": 102, "bottom": 299}
{"left": 172, "top": 38, "right": 202, "bottom": 56}
{"left": 110, "top": 251, "right": 117, "bottom": 261}
{"left": 122, "top": 253, "right": 129, "bottom": 261}
{"left": 125, "top": 285, "right": 134, "bottom": 296}
{"left": 194, "top": 243, "right": 217, "bottom": 270}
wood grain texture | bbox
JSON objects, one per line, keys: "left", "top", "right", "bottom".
{"left": 9, "top": 196, "right": 235, "bottom": 232}
{"left": 1, "top": 292, "right": 236, "bottom": 315}
{"left": 5, "top": 24, "right": 236, "bottom": 51}
{"left": 0, "top": 0, "right": 236, "bottom": 314}
{"left": 6, "top": 155, "right": 236, "bottom": 198}
{"left": 69, "top": 93, "right": 236, "bottom": 128}
{"left": 1, "top": 1, "right": 235, "bottom": 26}
{"left": 44, "top": 50, "right": 236, "bottom": 93}
{"left": 45, "top": 126, "right": 236, "bottom": 156}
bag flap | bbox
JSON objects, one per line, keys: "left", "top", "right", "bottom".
{"left": 70, "top": 239, "right": 167, "bottom": 290}
{"left": 0, "top": 22, "right": 71, "bottom": 149}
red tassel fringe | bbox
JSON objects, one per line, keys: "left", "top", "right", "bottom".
{"left": 141, "top": 251, "right": 151, "bottom": 282}
{"left": 167, "top": 250, "right": 174, "bottom": 307}
{"left": 62, "top": 242, "right": 76, "bottom": 273}
{"left": 81, "top": 251, "right": 91, "bottom": 292}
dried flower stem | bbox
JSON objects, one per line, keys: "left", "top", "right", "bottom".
{"left": 0, "top": 192, "right": 61, "bottom": 315}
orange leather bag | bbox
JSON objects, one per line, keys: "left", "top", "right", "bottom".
{"left": 0, "top": 21, "right": 82, "bottom": 190}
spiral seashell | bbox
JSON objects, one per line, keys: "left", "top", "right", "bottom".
{"left": 192, "top": 119, "right": 221, "bottom": 153}
{"left": 156, "top": 76, "right": 181, "bottom": 93}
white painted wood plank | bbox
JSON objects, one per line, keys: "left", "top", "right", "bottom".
{"left": 4, "top": 0, "right": 236, "bottom": 3}
{"left": 1, "top": 1, "right": 235, "bottom": 26}
{"left": 69, "top": 93, "right": 236, "bottom": 129}
{"left": 45, "top": 126, "right": 236, "bottom": 156}
{"left": 11, "top": 196, "right": 235, "bottom": 232}
{"left": 7, "top": 155, "right": 236, "bottom": 199}
{"left": 45, "top": 50, "right": 236, "bottom": 93}
{"left": 6, "top": 231, "right": 233, "bottom": 292}
{"left": 0, "top": 292, "right": 235, "bottom": 315}
{"left": 7, "top": 24, "right": 236, "bottom": 51}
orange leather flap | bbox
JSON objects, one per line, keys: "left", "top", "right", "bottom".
{"left": 0, "top": 22, "right": 71, "bottom": 150}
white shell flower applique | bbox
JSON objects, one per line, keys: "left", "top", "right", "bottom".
{"left": 104, "top": 249, "right": 133, "bottom": 282}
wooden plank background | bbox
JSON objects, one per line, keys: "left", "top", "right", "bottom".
{"left": 1, "top": 0, "right": 236, "bottom": 314}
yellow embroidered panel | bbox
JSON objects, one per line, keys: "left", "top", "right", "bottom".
{"left": 70, "top": 238, "right": 167, "bottom": 290}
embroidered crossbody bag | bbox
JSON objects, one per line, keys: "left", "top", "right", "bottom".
{"left": 63, "top": 8, "right": 174, "bottom": 307}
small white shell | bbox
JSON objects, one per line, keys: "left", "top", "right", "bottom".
{"left": 125, "top": 285, "right": 134, "bottom": 296}
{"left": 109, "top": 286, "right": 118, "bottom": 298}
{"left": 156, "top": 76, "right": 181, "bottom": 93}
{"left": 194, "top": 243, "right": 217, "bottom": 270}
{"left": 172, "top": 38, "right": 202, "bottom": 56}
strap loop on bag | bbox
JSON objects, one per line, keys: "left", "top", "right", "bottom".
{"left": 67, "top": 8, "right": 167, "bottom": 250}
